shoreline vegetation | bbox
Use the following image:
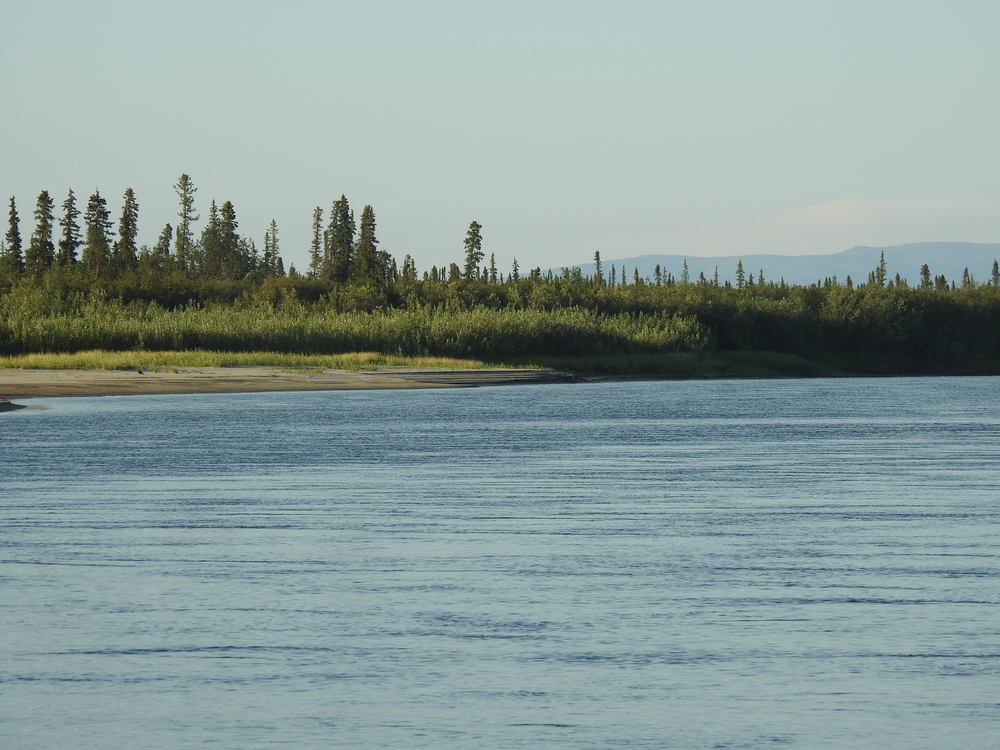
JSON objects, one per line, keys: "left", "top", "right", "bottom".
{"left": 4, "top": 176, "right": 1000, "bottom": 399}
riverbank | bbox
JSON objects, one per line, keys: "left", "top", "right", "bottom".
{"left": 0, "top": 366, "right": 578, "bottom": 399}
{"left": 5, "top": 348, "right": 994, "bottom": 403}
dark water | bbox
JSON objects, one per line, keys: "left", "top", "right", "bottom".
{"left": 2, "top": 378, "right": 999, "bottom": 749}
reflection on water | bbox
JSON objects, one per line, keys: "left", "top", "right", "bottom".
{"left": 2, "top": 377, "right": 999, "bottom": 749}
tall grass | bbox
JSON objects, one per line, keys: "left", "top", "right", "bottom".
{"left": 0, "top": 287, "right": 709, "bottom": 359}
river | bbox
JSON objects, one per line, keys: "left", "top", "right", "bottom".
{"left": 2, "top": 377, "right": 998, "bottom": 748}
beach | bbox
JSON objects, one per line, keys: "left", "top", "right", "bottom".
{"left": 0, "top": 366, "right": 577, "bottom": 401}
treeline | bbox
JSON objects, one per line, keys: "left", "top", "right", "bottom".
{"left": 0, "top": 175, "right": 403, "bottom": 289}
{"left": 3, "top": 175, "right": 1000, "bottom": 372}
{"left": 1, "top": 176, "right": 290, "bottom": 285}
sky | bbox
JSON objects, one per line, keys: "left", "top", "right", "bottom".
{"left": 3, "top": 1, "right": 999, "bottom": 274}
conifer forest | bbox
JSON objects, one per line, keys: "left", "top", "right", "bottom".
{"left": 3, "top": 175, "right": 1000, "bottom": 374}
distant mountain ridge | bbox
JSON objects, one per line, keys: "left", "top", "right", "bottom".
{"left": 567, "top": 242, "right": 1000, "bottom": 287}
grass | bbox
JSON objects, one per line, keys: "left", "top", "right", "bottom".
{"left": 0, "top": 350, "right": 509, "bottom": 372}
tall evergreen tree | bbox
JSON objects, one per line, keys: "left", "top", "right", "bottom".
{"left": 324, "top": 195, "right": 355, "bottom": 281}
{"left": 113, "top": 187, "right": 139, "bottom": 275}
{"left": 26, "top": 190, "right": 56, "bottom": 276}
{"left": 173, "top": 174, "right": 198, "bottom": 272}
{"left": 199, "top": 200, "right": 222, "bottom": 278}
{"left": 354, "top": 204, "right": 383, "bottom": 284}
{"left": 261, "top": 220, "right": 274, "bottom": 275}
{"left": 57, "top": 189, "right": 81, "bottom": 266}
{"left": 83, "top": 191, "right": 113, "bottom": 278}
{"left": 992, "top": 260, "right": 999, "bottom": 287}
{"left": 736, "top": 260, "right": 745, "bottom": 289}
{"left": 5, "top": 196, "right": 24, "bottom": 273}
{"left": 401, "top": 254, "right": 417, "bottom": 282}
{"left": 511, "top": 257, "right": 519, "bottom": 282}
{"left": 595, "top": 251, "right": 604, "bottom": 286}
{"left": 463, "top": 221, "right": 483, "bottom": 281}
{"left": 875, "top": 251, "right": 887, "bottom": 287}
{"left": 217, "top": 200, "right": 244, "bottom": 279}
{"left": 920, "top": 264, "right": 932, "bottom": 289}
{"left": 261, "top": 219, "right": 283, "bottom": 277}
{"left": 151, "top": 223, "right": 172, "bottom": 270}
{"left": 309, "top": 206, "right": 323, "bottom": 278}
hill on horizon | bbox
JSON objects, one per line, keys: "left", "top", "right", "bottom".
{"left": 566, "top": 242, "right": 1000, "bottom": 287}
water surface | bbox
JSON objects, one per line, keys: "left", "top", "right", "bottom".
{"left": 2, "top": 377, "right": 999, "bottom": 749}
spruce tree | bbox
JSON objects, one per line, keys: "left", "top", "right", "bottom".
{"left": 113, "top": 187, "right": 139, "bottom": 275}
{"left": 992, "top": 260, "right": 999, "bottom": 287}
{"left": 217, "top": 201, "right": 243, "bottom": 279}
{"left": 920, "top": 264, "right": 931, "bottom": 289}
{"left": 354, "top": 205, "right": 382, "bottom": 284}
{"left": 271, "top": 219, "right": 282, "bottom": 276}
{"left": 511, "top": 257, "right": 519, "bottom": 282}
{"left": 401, "top": 254, "right": 417, "bottom": 282}
{"left": 463, "top": 221, "right": 483, "bottom": 280}
{"left": 340, "top": 197, "right": 357, "bottom": 281}
{"left": 26, "top": 191, "right": 56, "bottom": 276}
{"left": 57, "top": 189, "right": 81, "bottom": 266}
{"left": 309, "top": 206, "right": 323, "bottom": 278}
{"left": 199, "top": 200, "right": 222, "bottom": 278}
{"left": 261, "top": 220, "right": 282, "bottom": 276}
{"left": 83, "top": 191, "right": 113, "bottom": 277}
{"left": 5, "top": 196, "right": 24, "bottom": 273}
{"left": 152, "top": 223, "right": 172, "bottom": 268}
{"left": 324, "top": 195, "right": 355, "bottom": 281}
{"left": 736, "top": 260, "right": 745, "bottom": 289}
{"left": 875, "top": 251, "right": 887, "bottom": 287}
{"left": 173, "top": 174, "right": 198, "bottom": 272}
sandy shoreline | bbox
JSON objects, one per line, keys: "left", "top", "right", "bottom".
{"left": 0, "top": 366, "right": 579, "bottom": 402}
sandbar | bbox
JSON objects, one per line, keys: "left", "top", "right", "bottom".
{"left": 0, "top": 366, "right": 578, "bottom": 401}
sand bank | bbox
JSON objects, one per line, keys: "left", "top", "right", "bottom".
{"left": 0, "top": 366, "right": 578, "bottom": 401}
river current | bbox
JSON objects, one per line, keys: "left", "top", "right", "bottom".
{"left": 2, "top": 377, "right": 999, "bottom": 749}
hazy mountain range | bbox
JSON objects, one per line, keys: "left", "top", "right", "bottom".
{"left": 567, "top": 242, "right": 1000, "bottom": 287}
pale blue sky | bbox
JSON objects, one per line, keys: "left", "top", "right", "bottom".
{"left": 3, "top": 1, "right": 999, "bottom": 273}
